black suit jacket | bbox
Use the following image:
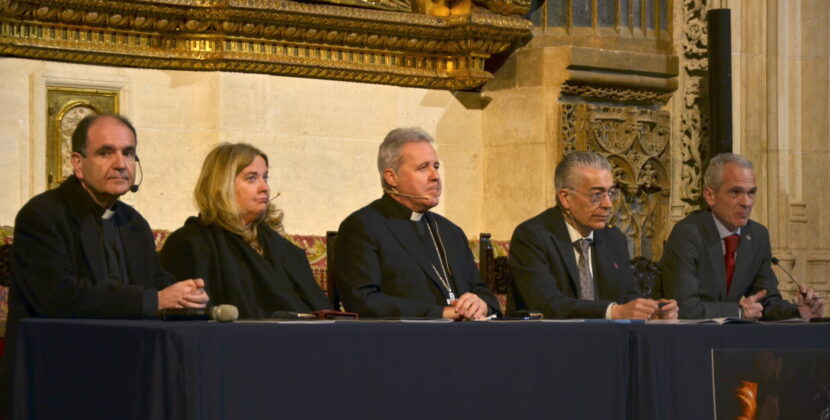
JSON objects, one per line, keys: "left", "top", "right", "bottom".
{"left": 160, "top": 217, "right": 332, "bottom": 318}
{"left": 334, "top": 194, "right": 499, "bottom": 318}
{"left": 659, "top": 209, "right": 797, "bottom": 320}
{"left": 3, "top": 176, "right": 175, "bottom": 414}
{"left": 508, "top": 206, "right": 641, "bottom": 319}
{"left": 8, "top": 176, "right": 173, "bottom": 330}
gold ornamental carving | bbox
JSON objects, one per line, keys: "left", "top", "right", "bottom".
{"left": 560, "top": 102, "right": 671, "bottom": 260}
{"left": 46, "top": 87, "right": 119, "bottom": 189}
{"left": 0, "top": 0, "right": 532, "bottom": 89}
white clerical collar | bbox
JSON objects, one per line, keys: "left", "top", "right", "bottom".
{"left": 564, "top": 218, "right": 594, "bottom": 243}
{"left": 410, "top": 211, "right": 424, "bottom": 222}
{"left": 711, "top": 212, "right": 741, "bottom": 239}
{"left": 102, "top": 208, "right": 116, "bottom": 220}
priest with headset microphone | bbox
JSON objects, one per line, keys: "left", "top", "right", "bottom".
{"left": 333, "top": 127, "right": 499, "bottom": 320}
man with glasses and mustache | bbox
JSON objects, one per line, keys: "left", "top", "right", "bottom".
{"left": 660, "top": 153, "right": 823, "bottom": 320}
{"left": 508, "top": 152, "right": 678, "bottom": 319}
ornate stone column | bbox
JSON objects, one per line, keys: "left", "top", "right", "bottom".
{"left": 482, "top": 0, "right": 677, "bottom": 260}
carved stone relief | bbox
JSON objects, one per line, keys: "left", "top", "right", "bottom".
{"left": 560, "top": 102, "right": 671, "bottom": 260}
{"left": 675, "top": 0, "right": 711, "bottom": 219}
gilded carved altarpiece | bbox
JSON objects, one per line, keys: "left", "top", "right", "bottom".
{"left": 46, "top": 87, "right": 119, "bottom": 189}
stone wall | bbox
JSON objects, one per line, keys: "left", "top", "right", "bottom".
{"left": 1, "top": 0, "right": 829, "bottom": 307}
{"left": 718, "top": 0, "right": 830, "bottom": 302}
{"left": 0, "top": 58, "right": 485, "bottom": 236}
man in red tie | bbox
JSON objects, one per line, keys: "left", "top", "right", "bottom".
{"left": 660, "top": 153, "right": 823, "bottom": 320}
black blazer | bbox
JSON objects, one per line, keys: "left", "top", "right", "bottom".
{"left": 160, "top": 217, "right": 332, "bottom": 318}
{"left": 508, "top": 206, "right": 640, "bottom": 318}
{"left": 659, "top": 209, "right": 797, "bottom": 320}
{"left": 8, "top": 176, "right": 174, "bottom": 338}
{"left": 334, "top": 195, "right": 499, "bottom": 318}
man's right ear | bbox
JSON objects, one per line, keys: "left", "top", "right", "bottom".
{"left": 557, "top": 189, "right": 571, "bottom": 210}
{"left": 70, "top": 152, "right": 84, "bottom": 179}
{"left": 702, "top": 186, "right": 715, "bottom": 207}
{"left": 383, "top": 168, "right": 397, "bottom": 188}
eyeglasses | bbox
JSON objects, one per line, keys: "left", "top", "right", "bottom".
{"left": 566, "top": 187, "right": 621, "bottom": 205}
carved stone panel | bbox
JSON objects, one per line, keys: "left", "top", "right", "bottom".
{"left": 560, "top": 102, "right": 671, "bottom": 260}
{"left": 674, "top": 0, "right": 711, "bottom": 219}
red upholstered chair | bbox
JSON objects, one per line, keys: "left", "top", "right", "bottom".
{"left": 0, "top": 225, "right": 14, "bottom": 357}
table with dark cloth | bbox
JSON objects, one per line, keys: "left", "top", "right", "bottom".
{"left": 10, "top": 319, "right": 830, "bottom": 420}
{"left": 11, "top": 319, "right": 630, "bottom": 420}
{"left": 629, "top": 323, "right": 830, "bottom": 420}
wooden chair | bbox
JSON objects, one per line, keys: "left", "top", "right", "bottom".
{"left": 325, "top": 231, "right": 342, "bottom": 310}
{"left": 478, "top": 233, "right": 511, "bottom": 314}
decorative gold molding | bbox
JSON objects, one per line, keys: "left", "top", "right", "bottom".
{"left": 46, "top": 87, "right": 119, "bottom": 189}
{"left": 0, "top": 0, "right": 532, "bottom": 89}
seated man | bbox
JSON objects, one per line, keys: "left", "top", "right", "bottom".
{"left": 508, "top": 151, "right": 677, "bottom": 319}
{"left": 7, "top": 114, "right": 209, "bottom": 342}
{"left": 660, "top": 153, "right": 823, "bottom": 320}
{"left": 334, "top": 127, "right": 499, "bottom": 320}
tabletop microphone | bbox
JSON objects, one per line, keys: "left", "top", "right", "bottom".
{"left": 384, "top": 188, "right": 430, "bottom": 200}
{"left": 159, "top": 304, "right": 239, "bottom": 322}
{"left": 271, "top": 310, "right": 317, "bottom": 319}
{"left": 130, "top": 156, "right": 143, "bottom": 193}
{"left": 770, "top": 257, "right": 803, "bottom": 290}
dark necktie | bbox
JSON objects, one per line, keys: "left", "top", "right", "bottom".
{"left": 724, "top": 234, "right": 740, "bottom": 293}
{"left": 574, "top": 238, "right": 594, "bottom": 300}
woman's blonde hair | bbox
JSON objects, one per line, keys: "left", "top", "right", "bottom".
{"left": 194, "top": 143, "right": 285, "bottom": 242}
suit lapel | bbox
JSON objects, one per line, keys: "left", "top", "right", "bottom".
{"left": 373, "top": 194, "right": 451, "bottom": 293}
{"left": 550, "top": 207, "right": 581, "bottom": 296}
{"left": 117, "top": 208, "right": 146, "bottom": 287}
{"left": 79, "top": 215, "right": 107, "bottom": 285}
{"left": 701, "top": 212, "right": 728, "bottom": 300}
{"left": 61, "top": 177, "right": 108, "bottom": 285}
{"left": 386, "top": 218, "right": 444, "bottom": 288}
{"left": 591, "top": 230, "right": 620, "bottom": 301}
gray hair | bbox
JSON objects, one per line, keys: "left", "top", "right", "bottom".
{"left": 703, "top": 153, "right": 754, "bottom": 190}
{"left": 554, "top": 151, "right": 613, "bottom": 197}
{"left": 377, "top": 127, "right": 435, "bottom": 189}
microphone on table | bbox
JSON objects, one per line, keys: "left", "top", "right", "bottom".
{"left": 159, "top": 304, "right": 239, "bottom": 322}
{"left": 770, "top": 257, "right": 803, "bottom": 290}
{"left": 383, "top": 188, "right": 430, "bottom": 200}
{"left": 271, "top": 310, "right": 317, "bottom": 320}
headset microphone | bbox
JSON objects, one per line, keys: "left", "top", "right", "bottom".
{"left": 130, "top": 156, "right": 143, "bottom": 193}
{"left": 383, "top": 188, "right": 430, "bottom": 200}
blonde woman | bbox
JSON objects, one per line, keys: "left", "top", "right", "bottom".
{"left": 160, "top": 143, "right": 331, "bottom": 318}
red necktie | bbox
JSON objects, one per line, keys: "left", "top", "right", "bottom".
{"left": 724, "top": 235, "right": 740, "bottom": 293}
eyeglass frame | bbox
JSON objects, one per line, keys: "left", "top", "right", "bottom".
{"left": 564, "top": 186, "right": 621, "bottom": 206}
